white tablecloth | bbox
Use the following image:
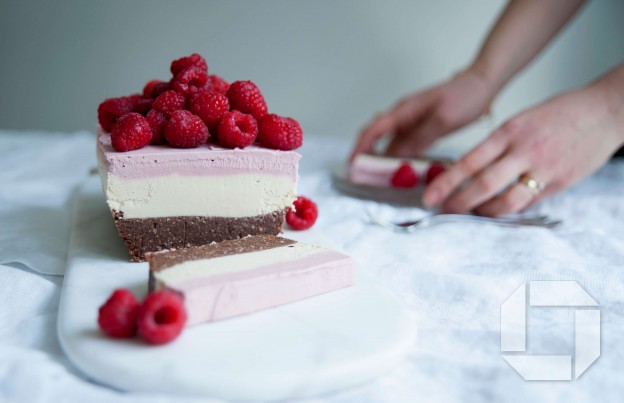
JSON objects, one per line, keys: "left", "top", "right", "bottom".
{"left": 1, "top": 130, "right": 624, "bottom": 403}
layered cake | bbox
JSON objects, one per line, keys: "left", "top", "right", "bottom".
{"left": 97, "top": 53, "right": 306, "bottom": 261}
{"left": 146, "top": 235, "right": 354, "bottom": 324}
{"left": 350, "top": 153, "right": 451, "bottom": 187}
{"left": 97, "top": 132, "right": 300, "bottom": 261}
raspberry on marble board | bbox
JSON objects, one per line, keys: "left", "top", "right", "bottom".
{"left": 97, "top": 289, "right": 139, "bottom": 338}
{"left": 137, "top": 290, "right": 187, "bottom": 345}
{"left": 286, "top": 196, "right": 318, "bottom": 230}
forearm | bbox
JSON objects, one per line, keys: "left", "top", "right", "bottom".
{"left": 468, "top": 0, "right": 587, "bottom": 95}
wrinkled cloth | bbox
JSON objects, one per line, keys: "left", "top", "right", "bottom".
{"left": 1, "top": 129, "right": 624, "bottom": 403}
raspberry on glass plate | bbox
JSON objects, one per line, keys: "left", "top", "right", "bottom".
{"left": 332, "top": 153, "right": 454, "bottom": 206}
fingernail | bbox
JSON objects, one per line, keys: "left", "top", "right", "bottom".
{"left": 424, "top": 189, "right": 441, "bottom": 207}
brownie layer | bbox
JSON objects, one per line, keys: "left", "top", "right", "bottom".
{"left": 112, "top": 210, "right": 286, "bottom": 262}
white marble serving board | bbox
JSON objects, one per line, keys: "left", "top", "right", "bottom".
{"left": 57, "top": 176, "right": 416, "bottom": 400}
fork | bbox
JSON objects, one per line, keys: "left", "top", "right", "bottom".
{"left": 369, "top": 212, "right": 562, "bottom": 233}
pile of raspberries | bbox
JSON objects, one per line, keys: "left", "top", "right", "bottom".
{"left": 97, "top": 53, "right": 303, "bottom": 152}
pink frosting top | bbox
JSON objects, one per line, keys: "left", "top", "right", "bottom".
{"left": 97, "top": 133, "right": 301, "bottom": 180}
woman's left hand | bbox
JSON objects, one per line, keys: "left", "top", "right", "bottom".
{"left": 423, "top": 74, "right": 624, "bottom": 217}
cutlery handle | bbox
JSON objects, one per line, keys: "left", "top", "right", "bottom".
{"left": 435, "top": 214, "right": 560, "bottom": 228}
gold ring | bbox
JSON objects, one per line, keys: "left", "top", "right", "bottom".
{"left": 518, "top": 174, "right": 545, "bottom": 195}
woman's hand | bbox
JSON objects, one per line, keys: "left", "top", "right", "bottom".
{"left": 350, "top": 68, "right": 495, "bottom": 160}
{"left": 424, "top": 75, "right": 624, "bottom": 217}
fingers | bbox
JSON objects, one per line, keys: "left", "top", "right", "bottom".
{"left": 350, "top": 92, "right": 434, "bottom": 162}
{"left": 350, "top": 113, "right": 395, "bottom": 161}
{"left": 423, "top": 133, "right": 508, "bottom": 207}
{"left": 473, "top": 183, "right": 537, "bottom": 217}
{"left": 384, "top": 113, "right": 447, "bottom": 158}
{"left": 525, "top": 182, "right": 560, "bottom": 207}
{"left": 526, "top": 190, "right": 549, "bottom": 207}
{"left": 441, "top": 155, "right": 528, "bottom": 213}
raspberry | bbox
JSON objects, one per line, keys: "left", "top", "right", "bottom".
{"left": 425, "top": 161, "right": 446, "bottom": 185}
{"left": 171, "top": 67, "right": 208, "bottom": 97}
{"left": 217, "top": 111, "right": 258, "bottom": 149}
{"left": 170, "top": 53, "right": 208, "bottom": 76}
{"left": 188, "top": 91, "right": 229, "bottom": 128}
{"left": 143, "top": 80, "right": 163, "bottom": 98}
{"left": 97, "top": 289, "right": 139, "bottom": 338}
{"left": 98, "top": 96, "right": 140, "bottom": 132}
{"left": 226, "top": 80, "right": 268, "bottom": 120}
{"left": 204, "top": 74, "right": 230, "bottom": 95}
{"left": 150, "top": 81, "right": 171, "bottom": 99}
{"left": 286, "top": 196, "right": 318, "bottom": 230}
{"left": 164, "top": 110, "right": 209, "bottom": 148}
{"left": 153, "top": 90, "right": 186, "bottom": 117}
{"left": 137, "top": 290, "right": 187, "bottom": 345}
{"left": 133, "top": 97, "right": 154, "bottom": 115}
{"left": 111, "top": 113, "right": 153, "bottom": 152}
{"left": 257, "top": 114, "right": 303, "bottom": 150}
{"left": 391, "top": 163, "right": 420, "bottom": 188}
{"left": 145, "top": 109, "right": 168, "bottom": 145}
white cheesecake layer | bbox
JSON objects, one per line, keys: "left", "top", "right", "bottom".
{"left": 103, "top": 172, "right": 297, "bottom": 219}
{"left": 96, "top": 131, "right": 300, "bottom": 219}
{"left": 155, "top": 243, "right": 325, "bottom": 284}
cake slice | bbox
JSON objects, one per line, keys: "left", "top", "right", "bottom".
{"left": 146, "top": 235, "right": 354, "bottom": 325}
{"left": 97, "top": 132, "right": 300, "bottom": 261}
{"left": 350, "top": 153, "right": 450, "bottom": 187}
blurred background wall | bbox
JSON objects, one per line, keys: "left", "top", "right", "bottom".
{"left": 0, "top": 0, "right": 622, "bottom": 152}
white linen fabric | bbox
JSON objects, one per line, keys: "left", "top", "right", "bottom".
{"left": 1, "top": 129, "right": 623, "bottom": 403}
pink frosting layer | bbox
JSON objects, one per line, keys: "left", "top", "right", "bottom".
{"left": 97, "top": 132, "right": 301, "bottom": 180}
{"left": 349, "top": 169, "right": 394, "bottom": 187}
{"left": 166, "top": 251, "right": 354, "bottom": 325}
